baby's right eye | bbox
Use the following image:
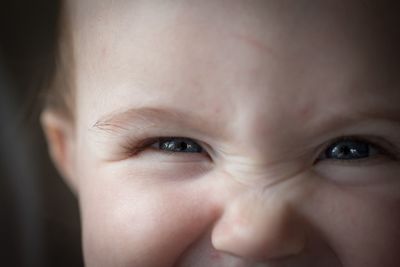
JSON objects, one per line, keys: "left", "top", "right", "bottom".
{"left": 151, "top": 137, "right": 204, "bottom": 153}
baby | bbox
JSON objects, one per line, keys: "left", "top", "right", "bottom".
{"left": 40, "top": 0, "right": 400, "bottom": 266}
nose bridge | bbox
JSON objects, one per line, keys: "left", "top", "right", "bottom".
{"left": 211, "top": 175, "right": 308, "bottom": 261}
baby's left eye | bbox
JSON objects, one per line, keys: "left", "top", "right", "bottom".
{"left": 152, "top": 137, "right": 203, "bottom": 153}
{"left": 319, "top": 138, "right": 380, "bottom": 161}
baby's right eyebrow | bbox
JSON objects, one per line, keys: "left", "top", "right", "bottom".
{"left": 91, "top": 106, "right": 226, "bottom": 139}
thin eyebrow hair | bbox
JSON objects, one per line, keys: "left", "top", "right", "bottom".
{"left": 327, "top": 108, "right": 400, "bottom": 127}
{"left": 92, "top": 106, "right": 224, "bottom": 137}
{"left": 309, "top": 106, "right": 400, "bottom": 139}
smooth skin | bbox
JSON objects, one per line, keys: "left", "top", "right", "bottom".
{"left": 42, "top": 1, "right": 400, "bottom": 266}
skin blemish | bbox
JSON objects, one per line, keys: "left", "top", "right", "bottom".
{"left": 233, "top": 32, "right": 276, "bottom": 57}
{"left": 298, "top": 105, "right": 313, "bottom": 120}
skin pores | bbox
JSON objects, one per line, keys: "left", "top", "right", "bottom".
{"left": 42, "top": 1, "right": 400, "bottom": 266}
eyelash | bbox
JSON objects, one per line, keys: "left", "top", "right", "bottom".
{"left": 130, "top": 136, "right": 397, "bottom": 163}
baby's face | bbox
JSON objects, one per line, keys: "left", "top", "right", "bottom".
{"left": 60, "top": 1, "right": 400, "bottom": 266}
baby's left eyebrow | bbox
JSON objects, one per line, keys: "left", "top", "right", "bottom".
{"left": 311, "top": 106, "right": 400, "bottom": 135}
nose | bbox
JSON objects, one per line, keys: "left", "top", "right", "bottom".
{"left": 211, "top": 188, "right": 307, "bottom": 261}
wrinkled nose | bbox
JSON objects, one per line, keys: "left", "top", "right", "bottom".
{"left": 211, "top": 189, "right": 306, "bottom": 261}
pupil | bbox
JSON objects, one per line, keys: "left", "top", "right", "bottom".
{"left": 177, "top": 141, "right": 188, "bottom": 151}
{"left": 339, "top": 146, "right": 351, "bottom": 156}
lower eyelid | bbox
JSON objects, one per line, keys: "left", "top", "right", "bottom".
{"left": 315, "top": 155, "right": 392, "bottom": 167}
{"left": 137, "top": 148, "right": 211, "bottom": 163}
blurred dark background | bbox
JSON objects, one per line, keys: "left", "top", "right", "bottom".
{"left": 0, "top": 1, "right": 83, "bottom": 266}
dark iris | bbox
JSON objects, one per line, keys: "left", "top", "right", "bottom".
{"left": 159, "top": 138, "right": 203, "bottom": 153}
{"left": 324, "top": 139, "right": 371, "bottom": 160}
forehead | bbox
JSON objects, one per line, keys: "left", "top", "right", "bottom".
{"left": 69, "top": 0, "right": 400, "bottom": 134}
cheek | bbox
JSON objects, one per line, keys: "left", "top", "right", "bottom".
{"left": 305, "top": 180, "right": 400, "bottom": 267}
{"left": 78, "top": 164, "right": 219, "bottom": 267}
